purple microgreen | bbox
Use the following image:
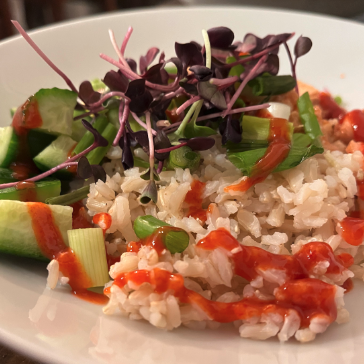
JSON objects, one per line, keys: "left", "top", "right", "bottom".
{"left": 176, "top": 95, "right": 201, "bottom": 115}
{"left": 77, "top": 156, "right": 106, "bottom": 183}
{"left": 87, "top": 91, "right": 129, "bottom": 111}
{"left": 130, "top": 112, "right": 157, "bottom": 135}
{"left": 103, "top": 70, "right": 129, "bottom": 92}
{"left": 207, "top": 27, "right": 234, "bottom": 49}
{"left": 179, "top": 81, "right": 198, "bottom": 96}
{"left": 82, "top": 119, "right": 109, "bottom": 147}
{"left": 113, "top": 100, "right": 130, "bottom": 146}
{"left": 294, "top": 36, "right": 312, "bottom": 58}
{"left": 175, "top": 42, "right": 204, "bottom": 75}
{"left": 219, "top": 116, "right": 242, "bottom": 144}
{"left": 129, "top": 129, "right": 150, "bottom": 151}
{"left": 91, "top": 164, "right": 107, "bottom": 183}
{"left": 263, "top": 54, "right": 279, "bottom": 76}
{"left": 121, "top": 26, "right": 133, "bottom": 55}
{"left": 197, "top": 82, "right": 227, "bottom": 110}
{"left": 140, "top": 47, "right": 159, "bottom": 74}
{"left": 77, "top": 156, "right": 93, "bottom": 179}
{"left": 157, "top": 160, "right": 164, "bottom": 174}
{"left": 224, "top": 55, "right": 267, "bottom": 116}
{"left": 11, "top": 21, "right": 78, "bottom": 94}
{"left": 179, "top": 137, "right": 216, "bottom": 151}
{"left": 159, "top": 52, "right": 165, "bottom": 63}
{"left": 119, "top": 132, "right": 134, "bottom": 170}
{"left": 196, "top": 103, "right": 270, "bottom": 122}
{"left": 125, "top": 79, "right": 153, "bottom": 114}
{"left": 155, "top": 143, "right": 187, "bottom": 154}
{"left": 126, "top": 58, "right": 137, "bottom": 73}
{"left": 189, "top": 65, "right": 213, "bottom": 82}
{"left": 154, "top": 130, "right": 172, "bottom": 161}
{"left": 140, "top": 180, "right": 158, "bottom": 204}
{"left": 165, "top": 57, "right": 183, "bottom": 76}
{"left": 142, "top": 63, "right": 169, "bottom": 85}
{"left": 79, "top": 81, "right": 101, "bottom": 105}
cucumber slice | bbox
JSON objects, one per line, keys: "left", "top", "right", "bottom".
{"left": 0, "top": 201, "right": 72, "bottom": 260}
{"left": 68, "top": 228, "right": 109, "bottom": 287}
{"left": 0, "top": 179, "right": 61, "bottom": 202}
{"left": 32, "top": 88, "right": 77, "bottom": 136}
{"left": 0, "top": 127, "right": 18, "bottom": 168}
{"left": 71, "top": 119, "right": 87, "bottom": 142}
{"left": 33, "top": 135, "right": 77, "bottom": 178}
{"left": 27, "top": 129, "right": 57, "bottom": 158}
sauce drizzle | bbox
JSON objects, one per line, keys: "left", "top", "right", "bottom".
{"left": 185, "top": 180, "right": 207, "bottom": 222}
{"left": 225, "top": 118, "right": 291, "bottom": 193}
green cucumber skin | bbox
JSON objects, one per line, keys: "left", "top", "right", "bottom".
{"left": 35, "top": 88, "right": 77, "bottom": 136}
{"left": 0, "top": 179, "right": 61, "bottom": 202}
{"left": 27, "top": 130, "right": 57, "bottom": 158}
{"left": 0, "top": 201, "right": 72, "bottom": 261}
{"left": 0, "top": 168, "right": 17, "bottom": 183}
{"left": 33, "top": 135, "right": 77, "bottom": 179}
{"left": 0, "top": 127, "right": 18, "bottom": 168}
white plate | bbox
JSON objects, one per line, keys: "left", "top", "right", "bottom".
{"left": 1, "top": 7, "right": 364, "bottom": 364}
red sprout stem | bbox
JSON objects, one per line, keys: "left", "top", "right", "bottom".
{"left": 130, "top": 112, "right": 157, "bottom": 135}
{"left": 145, "top": 112, "right": 155, "bottom": 181}
{"left": 224, "top": 55, "right": 267, "bottom": 116}
{"left": 113, "top": 100, "right": 130, "bottom": 146}
{"left": 284, "top": 42, "right": 298, "bottom": 94}
{"left": 87, "top": 91, "right": 130, "bottom": 110}
{"left": 100, "top": 53, "right": 179, "bottom": 92}
{"left": 109, "top": 29, "right": 130, "bottom": 69}
{"left": 176, "top": 95, "right": 201, "bottom": 115}
{"left": 121, "top": 26, "right": 133, "bottom": 55}
{"left": 155, "top": 142, "right": 188, "bottom": 154}
{"left": 210, "top": 76, "right": 239, "bottom": 88}
{"left": 11, "top": 21, "right": 78, "bottom": 93}
{"left": 196, "top": 103, "right": 270, "bottom": 122}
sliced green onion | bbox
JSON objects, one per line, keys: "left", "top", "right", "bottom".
{"left": 227, "top": 133, "right": 323, "bottom": 176}
{"left": 242, "top": 116, "right": 271, "bottom": 140}
{"left": 86, "top": 123, "right": 118, "bottom": 165}
{"left": 67, "top": 228, "right": 109, "bottom": 288}
{"left": 73, "top": 115, "right": 109, "bottom": 156}
{"left": 227, "top": 56, "right": 244, "bottom": 78}
{"left": 297, "top": 92, "right": 323, "bottom": 140}
{"left": 167, "top": 146, "right": 200, "bottom": 171}
{"left": 46, "top": 185, "right": 90, "bottom": 205}
{"left": 334, "top": 96, "right": 342, "bottom": 106}
{"left": 248, "top": 75, "right": 296, "bottom": 96}
{"left": 226, "top": 139, "right": 269, "bottom": 153}
{"left": 133, "top": 215, "right": 189, "bottom": 254}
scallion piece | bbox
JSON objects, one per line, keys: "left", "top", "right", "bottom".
{"left": 167, "top": 146, "right": 200, "bottom": 171}
{"left": 73, "top": 115, "right": 108, "bottom": 156}
{"left": 67, "top": 228, "right": 109, "bottom": 288}
{"left": 248, "top": 75, "right": 296, "bottom": 96}
{"left": 86, "top": 123, "right": 117, "bottom": 165}
{"left": 242, "top": 116, "right": 271, "bottom": 140}
{"left": 46, "top": 185, "right": 90, "bottom": 205}
{"left": 297, "top": 92, "right": 323, "bottom": 140}
{"left": 133, "top": 215, "right": 189, "bottom": 254}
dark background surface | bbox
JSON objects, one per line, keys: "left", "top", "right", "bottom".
{"left": 1, "top": 0, "right": 364, "bottom": 363}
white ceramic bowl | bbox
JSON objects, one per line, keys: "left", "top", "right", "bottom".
{"left": 1, "top": 7, "right": 364, "bottom": 364}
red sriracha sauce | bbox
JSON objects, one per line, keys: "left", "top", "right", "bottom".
{"left": 108, "top": 228, "right": 350, "bottom": 328}
{"left": 319, "top": 92, "right": 346, "bottom": 119}
{"left": 337, "top": 217, "right": 364, "bottom": 246}
{"left": 28, "top": 202, "right": 107, "bottom": 304}
{"left": 184, "top": 179, "right": 208, "bottom": 222}
{"left": 225, "top": 118, "right": 291, "bottom": 193}
{"left": 340, "top": 109, "right": 364, "bottom": 142}
{"left": 71, "top": 202, "right": 93, "bottom": 229}
{"left": 15, "top": 181, "right": 37, "bottom": 202}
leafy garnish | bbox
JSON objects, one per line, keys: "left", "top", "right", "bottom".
{"left": 77, "top": 156, "right": 106, "bottom": 183}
